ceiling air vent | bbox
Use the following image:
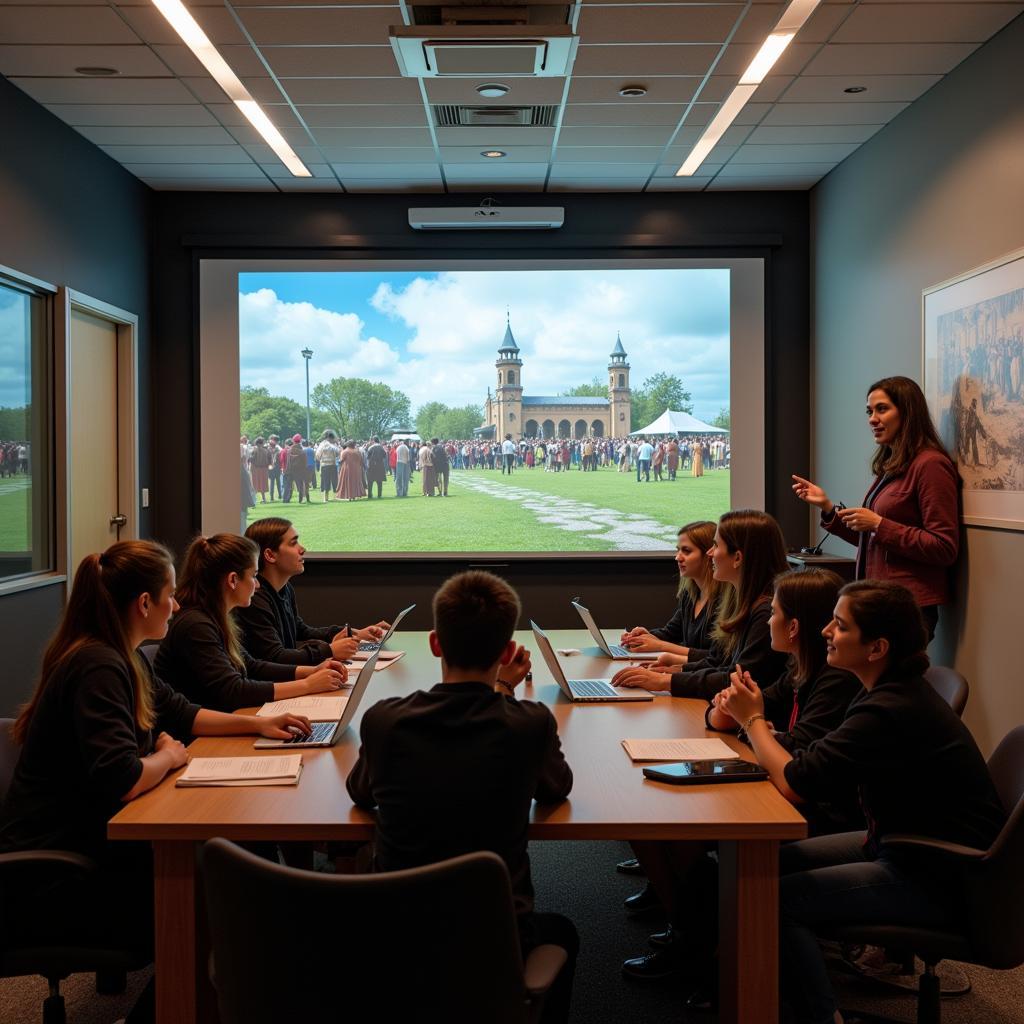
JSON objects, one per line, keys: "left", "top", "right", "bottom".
{"left": 432, "top": 104, "right": 558, "bottom": 128}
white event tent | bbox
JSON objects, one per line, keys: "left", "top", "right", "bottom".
{"left": 629, "top": 409, "right": 728, "bottom": 436}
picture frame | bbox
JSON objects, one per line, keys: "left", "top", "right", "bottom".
{"left": 923, "top": 246, "right": 1024, "bottom": 531}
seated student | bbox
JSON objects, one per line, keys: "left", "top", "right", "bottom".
{"left": 156, "top": 533, "right": 347, "bottom": 712}
{"left": 719, "top": 580, "right": 1006, "bottom": 1024}
{"left": 346, "top": 570, "right": 577, "bottom": 1024}
{"left": 620, "top": 568, "right": 863, "bottom": 992}
{"left": 614, "top": 509, "right": 790, "bottom": 700}
{"left": 0, "top": 541, "right": 313, "bottom": 1024}
{"left": 619, "top": 519, "right": 722, "bottom": 659}
{"left": 237, "top": 517, "right": 389, "bottom": 666}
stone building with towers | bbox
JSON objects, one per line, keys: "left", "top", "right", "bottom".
{"left": 479, "top": 318, "right": 632, "bottom": 441}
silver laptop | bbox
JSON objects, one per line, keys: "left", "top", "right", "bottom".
{"left": 354, "top": 603, "right": 416, "bottom": 655}
{"left": 254, "top": 648, "right": 381, "bottom": 748}
{"left": 571, "top": 600, "right": 657, "bottom": 660}
{"left": 530, "top": 622, "right": 653, "bottom": 703}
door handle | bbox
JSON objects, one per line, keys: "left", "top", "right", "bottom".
{"left": 110, "top": 514, "right": 128, "bottom": 528}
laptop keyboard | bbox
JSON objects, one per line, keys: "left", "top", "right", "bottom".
{"left": 572, "top": 678, "right": 619, "bottom": 698}
{"left": 608, "top": 644, "right": 632, "bottom": 658}
{"left": 284, "top": 721, "right": 335, "bottom": 744}
{"left": 357, "top": 641, "right": 379, "bottom": 652}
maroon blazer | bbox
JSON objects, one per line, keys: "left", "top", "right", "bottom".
{"left": 822, "top": 447, "right": 959, "bottom": 607}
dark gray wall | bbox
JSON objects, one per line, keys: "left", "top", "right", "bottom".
{"left": 0, "top": 75, "right": 152, "bottom": 715}
{"left": 811, "top": 14, "right": 1024, "bottom": 754}
{"left": 151, "top": 189, "right": 811, "bottom": 628}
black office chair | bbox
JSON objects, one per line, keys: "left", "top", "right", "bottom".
{"left": 924, "top": 665, "right": 969, "bottom": 717}
{"left": 827, "top": 724, "right": 1024, "bottom": 1024}
{"left": 202, "top": 838, "right": 568, "bottom": 1024}
{"left": 0, "top": 718, "right": 148, "bottom": 1024}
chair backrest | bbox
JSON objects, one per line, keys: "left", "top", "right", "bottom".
{"left": 963, "top": 725, "right": 1024, "bottom": 968}
{"left": 0, "top": 718, "right": 19, "bottom": 805}
{"left": 201, "top": 839, "right": 531, "bottom": 1024}
{"left": 924, "top": 665, "right": 969, "bottom": 717}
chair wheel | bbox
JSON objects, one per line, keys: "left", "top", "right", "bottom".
{"left": 42, "top": 993, "right": 67, "bottom": 1024}
{"left": 97, "top": 968, "right": 128, "bottom": 994}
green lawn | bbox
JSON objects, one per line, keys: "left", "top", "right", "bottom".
{"left": 246, "top": 466, "right": 731, "bottom": 553}
{"left": 0, "top": 480, "right": 30, "bottom": 552}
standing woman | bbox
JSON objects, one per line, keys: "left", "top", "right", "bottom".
{"left": 0, "top": 542, "right": 312, "bottom": 1024}
{"left": 335, "top": 440, "right": 366, "bottom": 501}
{"left": 792, "top": 375, "right": 959, "bottom": 639}
{"left": 691, "top": 439, "right": 704, "bottom": 478}
{"left": 619, "top": 520, "right": 723, "bottom": 661}
{"left": 156, "top": 533, "right": 347, "bottom": 712}
{"left": 315, "top": 431, "right": 340, "bottom": 502}
{"left": 614, "top": 510, "right": 789, "bottom": 700}
{"left": 248, "top": 437, "right": 271, "bottom": 504}
{"left": 419, "top": 439, "right": 435, "bottom": 496}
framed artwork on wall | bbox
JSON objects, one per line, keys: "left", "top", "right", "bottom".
{"left": 923, "top": 247, "right": 1024, "bottom": 530}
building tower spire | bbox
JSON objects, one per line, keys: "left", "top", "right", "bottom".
{"left": 608, "top": 332, "right": 631, "bottom": 439}
{"left": 494, "top": 312, "right": 524, "bottom": 440}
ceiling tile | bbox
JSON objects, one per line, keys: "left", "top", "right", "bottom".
{"left": 439, "top": 146, "right": 552, "bottom": 163}
{"left": 257, "top": 162, "right": 334, "bottom": 179}
{"left": 714, "top": 41, "right": 819, "bottom": 77}
{"left": 779, "top": 74, "right": 943, "bottom": 103}
{"left": 278, "top": 77, "right": 422, "bottom": 104}
{"left": 123, "top": 162, "right": 268, "bottom": 178}
{"left": 562, "top": 104, "right": 685, "bottom": 127}
{"left": 573, "top": 45, "right": 721, "bottom": 77}
{"left": 553, "top": 146, "right": 666, "bottom": 163}
{"left": 45, "top": 103, "right": 218, "bottom": 127}
{"left": 342, "top": 180, "right": 445, "bottom": 194}
{"left": 102, "top": 144, "right": 256, "bottom": 165}
{"left": 152, "top": 44, "right": 270, "bottom": 79}
{"left": 0, "top": 44, "right": 170, "bottom": 78}
{"left": 731, "top": 101, "right": 772, "bottom": 126}
{"left": 647, "top": 176, "right": 716, "bottom": 191}
{"left": 549, "top": 163, "right": 651, "bottom": 180}
{"left": 316, "top": 146, "right": 436, "bottom": 163}
{"left": 447, "top": 181, "right": 544, "bottom": 193}
{"left": 268, "top": 178, "right": 345, "bottom": 193}
{"left": 76, "top": 124, "right": 238, "bottom": 146}
{"left": 760, "top": 101, "right": 908, "bottom": 125}
{"left": 663, "top": 123, "right": 751, "bottom": 154}
{"left": 444, "top": 162, "right": 550, "bottom": 178}
{"left": 424, "top": 78, "right": 565, "bottom": 104}
{"left": 746, "top": 123, "right": 884, "bottom": 145}
{"left": 116, "top": 6, "right": 248, "bottom": 45}
{"left": 558, "top": 126, "right": 671, "bottom": 146}
{"left": 296, "top": 105, "right": 428, "bottom": 127}
{"left": 802, "top": 42, "right": 980, "bottom": 76}
{"left": 567, "top": 76, "right": 700, "bottom": 104}
{"left": 434, "top": 126, "right": 554, "bottom": 146}
{"left": 653, "top": 145, "right": 738, "bottom": 172}
{"left": 227, "top": 124, "right": 314, "bottom": 147}
{"left": 832, "top": 3, "right": 1023, "bottom": 43}
{"left": 715, "top": 162, "right": 838, "bottom": 177}
{"left": 330, "top": 162, "right": 441, "bottom": 178}
{"left": 9, "top": 76, "right": 197, "bottom": 104}
{"left": 730, "top": 142, "right": 859, "bottom": 163}
{"left": 179, "top": 76, "right": 236, "bottom": 104}
{"left": 261, "top": 46, "right": 398, "bottom": 78}
{"left": 730, "top": 2, "right": 850, "bottom": 44}
{"left": 578, "top": 4, "right": 745, "bottom": 44}
{"left": 242, "top": 144, "right": 326, "bottom": 164}
{"left": 207, "top": 103, "right": 303, "bottom": 128}
{"left": 0, "top": 5, "right": 138, "bottom": 43}
{"left": 236, "top": 7, "right": 396, "bottom": 45}
{"left": 547, "top": 180, "right": 650, "bottom": 192}
{"left": 310, "top": 127, "right": 434, "bottom": 146}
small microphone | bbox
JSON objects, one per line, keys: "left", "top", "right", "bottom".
{"left": 800, "top": 534, "right": 827, "bottom": 556}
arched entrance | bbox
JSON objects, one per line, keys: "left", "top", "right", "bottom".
{"left": 542, "top": 419, "right": 555, "bottom": 438}
{"left": 574, "top": 419, "right": 588, "bottom": 438}
{"left": 558, "top": 419, "right": 571, "bottom": 438}
{"left": 591, "top": 419, "right": 605, "bottom": 437}
{"left": 524, "top": 419, "right": 539, "bottom": 437}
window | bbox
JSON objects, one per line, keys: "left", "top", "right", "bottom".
{"left": 0, "top": 269, "right": 52, "bottom": 585}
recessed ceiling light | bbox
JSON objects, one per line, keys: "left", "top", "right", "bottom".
{"left": 476, "top": 83, "right": 510, "bottom": 98}
{"left": 481, "top": 150, "right": 507, "bottom": 159}
{"left": 844, "top": 85, "right": 868, "bottom": 94}
{"left": 618, "top": 85, "right": 647, "bottom": 98}
{"left": 75, "top": 66, "right": 119, "bottom": 77}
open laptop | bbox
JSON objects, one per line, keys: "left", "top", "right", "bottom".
{"left": 254, "top": 648, "right": 381, "bottom": 748}
{"left": 530, "top": 622, "right": 653, "bottom": 703}
{"left": 571, "top": 600, "right": 658, "bottom": 660}
{"left": 353, "top": 603, "right": 416, "bottom": 655}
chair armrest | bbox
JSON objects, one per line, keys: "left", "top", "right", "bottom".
{"left": 523, "top": 944, "right": 568, "bottom": 997}
{"left": 0, "top": 849, "right": 97, "bottom": 879}
{"left": 883, "top": 834, "right": 988, "bottom": 862}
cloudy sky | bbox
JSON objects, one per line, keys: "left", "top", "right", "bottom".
{"left": 0, "top": 288, "right": 33, "bottom": 410}
{"left": 239, "top": 267, "right": 730, "bottom": 421}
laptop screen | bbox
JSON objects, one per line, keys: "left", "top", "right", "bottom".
{"left": 529, "top": 622, "right": 572, "bottom": 698}
{"left": 376, "top": 603, "right": 416, "bottom": 647}
{"left": 337, "top": 647, "right": 382, "bottom": 731}
{"left": 570, "top": 601, "right": 612, "bottom": 655}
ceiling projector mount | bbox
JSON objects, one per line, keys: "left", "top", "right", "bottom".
{"left": 408, "top": 199, "right": 565, "bottom": 230}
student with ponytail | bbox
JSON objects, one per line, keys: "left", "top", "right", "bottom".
{"left": 719, "top": 580, "right": 1005, "bottom": 1024}
{"left": 613, "top": 510, "right": 790, "bottom": 699}
{"left": 0, "top": 541, "right": 313, "bottom": 1024}
{"left": 156, "top": 533, "right": 348, "bottom": 712}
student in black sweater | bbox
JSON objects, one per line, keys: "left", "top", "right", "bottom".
{"left": 236, "top": 517, "right": 389, "bottom": 666}
{"left": 346, "top": 570, "right": 577, "bottom": 1024}
{"left": 0, "top": 542, "right": 312, "bottom": 1024}
{"left": 156, "top": 533, "right": 347, "bottom": 712}
{"left": 621, "top": 568, "right": 863, "bottom": 989}
{"left": 614, "top": 509, "right": 790, "bottom": 698}
{"left": 720, "top": 580, "right": 1006, "bottom": 1024}
{"left": 618, "top": 519, "right": 723, "bottom": 660}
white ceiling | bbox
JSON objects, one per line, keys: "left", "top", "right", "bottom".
{"left": 1, "top": 0, "right": 1020, "bottom": 192}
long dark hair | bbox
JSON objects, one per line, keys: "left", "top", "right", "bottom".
{"left": 839, "top": 580, "right": 930, "bottom": 677}
{"left": 14, "top": 541, "right": 174, "bottom": 743}
{"left": 712, "top": 510, "right": 789, "bottom": 659}
{"left": 175, "top": 534, "right": 259, "bottom": 670}
{"left": 867, "top": 376, "right": 948, "bottom": 477}
{"left": 773, "top": 568, "right": 844, "bottom": 685}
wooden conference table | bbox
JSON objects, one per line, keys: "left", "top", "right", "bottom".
{"left": 109, "top": 630, "right": 806, "bottom": 1024}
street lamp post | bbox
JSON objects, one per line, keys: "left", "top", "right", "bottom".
{"left": 301, "top": 347, "right": 313, "bottom": 440}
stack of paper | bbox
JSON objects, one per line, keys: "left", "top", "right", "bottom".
{"left": 620, "top": 738, "right": 739, "bottom": 763}
{"left": 255, "top": 695, "right": 347, "bottom": 720}
{"left": 176, "top": 755, "right": 303, "bottom": 787}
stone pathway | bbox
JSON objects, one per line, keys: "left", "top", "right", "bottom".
{"left": 454, "top": 473, "right": 677, "bottom": 551}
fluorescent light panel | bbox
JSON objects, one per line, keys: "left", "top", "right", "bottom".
{"left": 675, "top": 0, "right": 822, "bottom": 176}
{"left": 151, "top": 0, "right": 310, "bottom": 177}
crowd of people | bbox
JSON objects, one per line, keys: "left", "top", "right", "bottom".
{"left": 4, "top": 375, "right": 1004, "bottom": 1024}
{"left": 238, "top": 431, "right": 731, "bottom": 511}
{"left": 0, "top": 440, "right": 29, "bottom": 477}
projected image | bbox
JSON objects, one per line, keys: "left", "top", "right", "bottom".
{"left": 238, "top": 268, "right": 731, "bottom": 553}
